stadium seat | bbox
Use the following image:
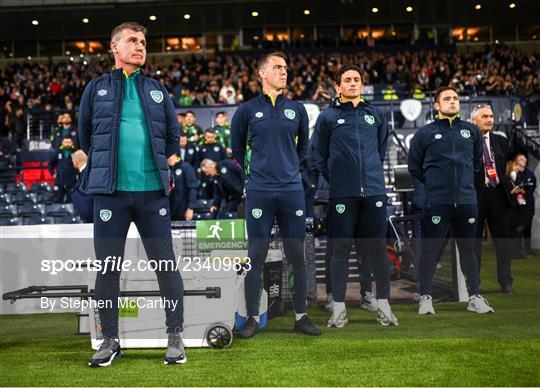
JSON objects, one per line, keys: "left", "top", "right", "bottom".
{"left": 23, "top": 216, "right": 55, "bottom": 225}
{"left": 0, "top": 185, "right": 4, "bottom": 194}
{"left": 18, "top": 204, "right": 46, "bottom": 217}
{"left": 220, "top": 212, "right": 238, "bottom": 219}
{"left": 5, "top": 182, "right": 27, "bottom": 194}
{"left": 46, "top": 203, "right": 75, "bottom": 217}
{"left": 194, "top": 212, "right": 215, "bottom": 220}
{"left": 193, "top": 199, "right": 212, "bottom": 212}
{"left": 38, "top": 192, "right": 56, "bottom": 204}
{"left": 54, "top": 216, "right": 83, "bottom": 224}
{"left": 0, "top": 217, "right": 23, "bottom": 226}
{"left": 30, "top": 182, "right": 53, "bottom": 193}
{"left": 13, "top": 192, "right": 38, "bottom": 205}
{"left": 0, "top": 193, "right": 11, "bottom": 204}
{"left": 0, "top": 204, "right": 18, "bottom": 218}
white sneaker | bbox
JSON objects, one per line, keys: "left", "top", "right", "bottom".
{"left": 418, "top": 294, "right": 435, "bottom": 315}
{"left": 376, "top": 299, "right": 398, "bottom": 326}
{"left": 467, "top": 294, "right": 494, "bottom": 314}
{"left": 360, "top": 291, "right": 378, "bottom": 311}
{"left": 327, "top": 302, "right": 348, "bottom": 328}
{"left": 324, "top": 293, "right": 334, "bottom": 313}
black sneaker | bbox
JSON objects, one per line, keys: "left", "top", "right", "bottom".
{"left": 501, "top": 284, "right": 514, "bottom": 294}
{"left": 237, "top": 316, "right": 258, "bottom": 339}
{"left": 294, "top": 315, "right": 321, "bottom": 336}
{"left": 88, "top": 337, "right": 122, "bottom": 367}
{"left": 164, "top": 328, "right": 187, "bottom": 365}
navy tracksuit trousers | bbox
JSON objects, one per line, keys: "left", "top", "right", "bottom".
{"left": 329, "top": 195, "right": 390, "bottom": 302}
{"left": 245, "top": 190, "right": 307, "bottom": 316}
{"left": 93, "top": 191, "right": 183, "bottom": 338}
{"left": 420, "top": 203, "right": 480, "bottom": 296}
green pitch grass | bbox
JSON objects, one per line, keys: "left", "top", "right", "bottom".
{"left": 1, "top": 246, "right": 539, "bottom": 386}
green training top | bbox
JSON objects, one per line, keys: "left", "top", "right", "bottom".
{"left": 116, "top": 70, "right": 162, "bottom": 191}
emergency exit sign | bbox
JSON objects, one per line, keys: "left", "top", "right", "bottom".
{"left": 196, "top": 219, "right": 248, "bottom": 251}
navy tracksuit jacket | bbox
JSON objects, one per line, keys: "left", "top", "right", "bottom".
{"left": 231, "top": 93, "right": 309, "bottom": 317}
{"left": 408, "top": 115, "right": 483, "bottom": 296}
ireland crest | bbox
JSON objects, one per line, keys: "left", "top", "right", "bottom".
{"left": 284, "top": 109, "right": 296, "bottom": 120}
{"left": 150, "top": 90, "right": 163, "bottom": 103}
{"left": 100, "top": 209, "right": 112, "bottom": 222}
{"left": 364, "top": 115, "right": 375, "bottom": 125}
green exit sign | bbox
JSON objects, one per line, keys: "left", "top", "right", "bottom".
{"left": 196, "top": 219, "right": 248, "bottom": 251}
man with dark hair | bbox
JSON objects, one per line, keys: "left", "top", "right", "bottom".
{"left": 79, "top": 21, "right": 186, "bottom": 366}
{"left": 197, "top": 128, "right": 228, "bottom": 163}
{"left": 313, "top": 64, "right": 397, "bottom": 328}
{"left": 50, "top": 135, "right": 77, "bottom": 203}
{"left": 179, "top": 130, "right": 199, "bottom": 169}
{"left": 182, "top": 110, "right": 203, "bottom": 143}
{"left": 212, "top": 111, "right": 232, "bottom": 153}
{"left": 232, "top": 51, "right": 321, "bottom": 338}
{"left": 408, "top": 87, "right": 494, "bottom": 315}
{"left": 51, "top": 113, "right": 78, "bottom": 149}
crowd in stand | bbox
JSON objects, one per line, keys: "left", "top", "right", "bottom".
{"left": 0, "top": 44, "right": 539, "bottom": 139}
{"left": 0, "top": 44, "right": 538, "bottom": 227}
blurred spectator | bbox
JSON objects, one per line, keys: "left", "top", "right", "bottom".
{"left": 514, "top": 153, "right": 537, "bottom": 256}
{"left": 505, "top": 159, "right": 530, "bottom": 260}
{"left": 0, "top": 44, "right": 537, "bottom": 115}
{"left": 182, "top": 111, "right": 203, "bottom": 143}
{"left": 49, "top": 135, "right": 77, "bottom": 203}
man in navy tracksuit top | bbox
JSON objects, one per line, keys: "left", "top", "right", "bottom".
{"left": 232, "top": 52, "right": 321, "bottom": 338}
{"left": 313, "top": 64, "right": 398, "bottom": 328}
{"left": 169, "top": 155, "right": 198, "bottom": 221}
{"left": 408, "top": 86, "right": 494, "bottom": 315}
{"left": 78, "top": 22, "right": 186, "bottom": 366}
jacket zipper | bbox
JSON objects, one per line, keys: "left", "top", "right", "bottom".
{"left": 452, "top": 125, "right": 458, "bottom": 207}
{"left": 109, "top": 70, "right": 124, "bottom": 193}
{"left": 354, "top": 109, "right": 365, "bottom": 197}
{"left": 135, "top": 76, "right": 166, "bottom": 194}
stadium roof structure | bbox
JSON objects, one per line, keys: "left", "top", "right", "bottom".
{"left": 1, "top": 0, "right": 539, "bottom": 42}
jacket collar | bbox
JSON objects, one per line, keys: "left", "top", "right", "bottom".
{"left": 112, "top": 67, "right": 143, "bottom": 78}
{"left": 259, "top": 92, "right": 285, "bottom": 106}
{"left": 332, "top": 96, "right": 366, "bottom": 110}
{"left": 434, "top": 114, "right": 461, "bottom": 128}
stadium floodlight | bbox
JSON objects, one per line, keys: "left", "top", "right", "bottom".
{"left": 184, "top": 14, "right": 191, "bottom": 20}
{"left": 82, "top": 18, "right": 89, "bottom": 24}
{"left": 31, "top": 20, "right": 39, "bottom": 26}
{"left": 251, "top": 11, "right": 259, "bottom": 17}
{"left": 509, "top": 3, "right": 516, "bottom": 8}
{"left": 406, "top": 6, "right": 413, "bottom": 12}
{"left": 371, "top": 7, "right": 379, "bottom": 13}
{"left": 474, "top": 4, "right": 481, "bottom": 10}
{"left": 303, "top": 9, "right": 310, "bottom": 15}
{"left": 149, "top": 15, "right": 157, "bottom": 21}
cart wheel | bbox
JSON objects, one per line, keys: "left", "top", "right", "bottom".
{"left": 205, "top": 323, "right": 233, "bottom": 349}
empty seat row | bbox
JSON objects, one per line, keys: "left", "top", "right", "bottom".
{"left": 0, "top": 203, "right": 75, "bottom": 218}
{"left": 0, "top": 216, "right": 83, "bottom": 226}
{"left": 0, "top": 192, "right": 57, "bottom": 205}
{"left": 0, "top": 182, "right": 53, "bottom": 194}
